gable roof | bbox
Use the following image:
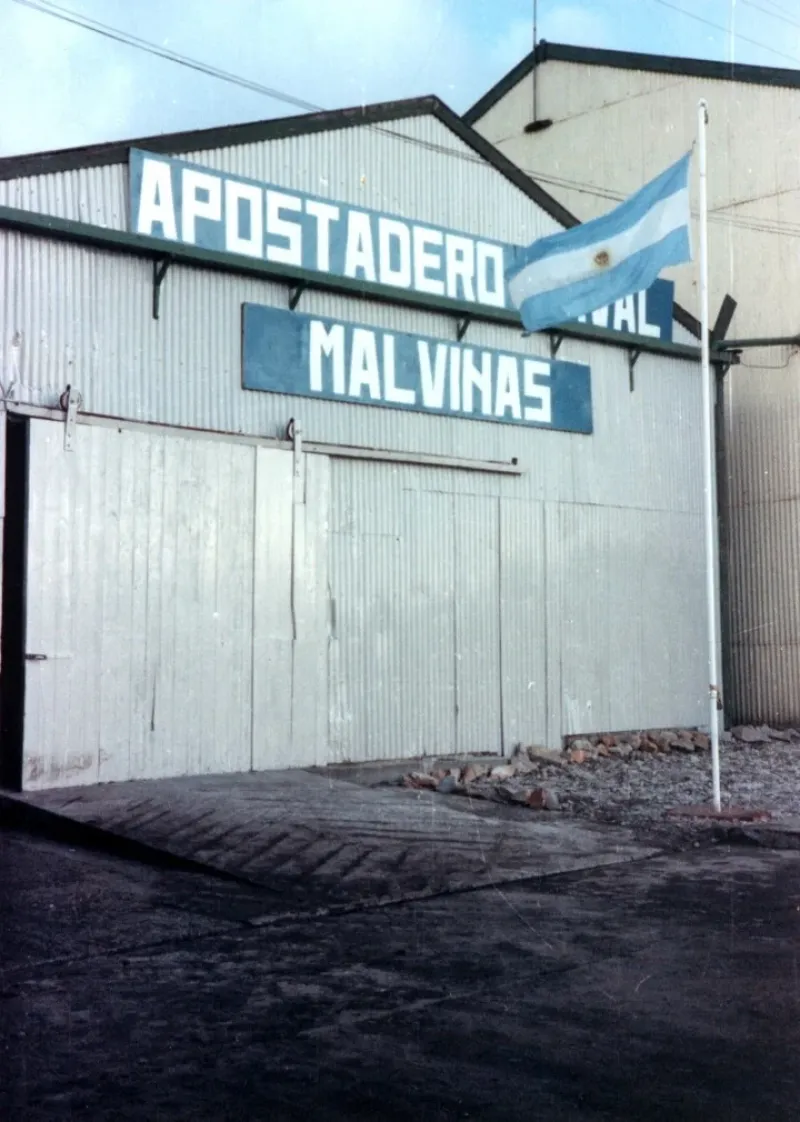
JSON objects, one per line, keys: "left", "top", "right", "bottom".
{"left": 464, "top": 40, "right": 800, "bottom": 126}
{"left": 0, "top": 94, "right": 577, "bottom": 229}
{"left": 0, "top": 92, "right": 700, "bottom": 338}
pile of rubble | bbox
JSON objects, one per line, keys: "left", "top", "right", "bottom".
{"left": 401, "top": 725, "right": 800, "bottom": 824}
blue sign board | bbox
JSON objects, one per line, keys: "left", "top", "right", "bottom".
{"left": 130, "top": 149, "right": 675, "bottom": 344}
{"left": 242, "top": 304, "right": 593, "bottom": 434}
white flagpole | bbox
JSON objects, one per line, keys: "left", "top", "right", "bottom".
{"left": 698, "top": 98, "right": 722, "bottom": 813}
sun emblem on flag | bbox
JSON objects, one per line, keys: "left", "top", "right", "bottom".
{"left": 593, "top": 249, "right": 611, "bottom": 268}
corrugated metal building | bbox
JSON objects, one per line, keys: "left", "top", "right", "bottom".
{"left": 0, "top": 96, "right": 717, "bottom": 790}
{"left": 466, "top": 42, "right": 800, "bottom": 725}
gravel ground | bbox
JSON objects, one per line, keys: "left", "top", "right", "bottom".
{"left": 489, "top": 740, "right": 800, "bottom": 845}
{"left": 396, "top": 737, "right": 800, "bottom": 850}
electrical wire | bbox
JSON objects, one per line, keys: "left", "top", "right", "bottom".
{"left": 12, "top": 0, "right": 800, "bottom": 241}
{"left": 739, "top": 0, "right": 800, "bottom": 32}
{"left": 647, "top": 0, "right": 800, "bottom": 66}
{"left": 9, "top": 0, "right": 321, "bottom": 112}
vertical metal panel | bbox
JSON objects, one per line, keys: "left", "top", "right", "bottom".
{"left": 454, "top": 494, "right": 501, "bottom": 755}
{"left": 251, "top": 446, "right": 329, "bottom": 770}
{"left": 329, "top": 460, "right": 456, "bottom": 762}
{"left": 546, "top": 501, "right": 706, "bottom": 739}
{"left": 251, "top": 447, "right": 294, "bottom": 767}
{"left": 728, "top": 494, "right": 800, "bottom": 724}
{"left": 23, "top": 418, "right": 255, "bottom": 789}
{"left": 499, "top": 499, "right": 548, "bottom": 750}
{"left": 290, "top": 452, "right": 331, "bottom": 764}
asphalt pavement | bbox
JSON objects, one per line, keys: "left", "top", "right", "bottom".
{"left": 3, "top": 823, "right": 800, "bottom": 1121}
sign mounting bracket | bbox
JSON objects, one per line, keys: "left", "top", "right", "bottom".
{"left": 628, "top": 348, "right": 642, "bottom": 392}
{"left": 152, "top": 256, "right": 172, "bottom": 320}
{"left": 288, "top": 282, "right": 307, "bottom": 311}
{"left": 456, "top": 316, "right": 471, "bottom": 342}
{"left": 549, "top": 333, "right": 564, "bottom": 358}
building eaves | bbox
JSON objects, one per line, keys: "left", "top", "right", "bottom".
{"left": 464, "top": 40, "right": 800, "bottom": 125}
{"left": 0, "top": 92, "right": 700, "bottom": 338}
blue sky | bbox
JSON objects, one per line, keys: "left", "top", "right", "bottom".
{"left": 1, "top": 0, "right": 797, "bottom": 156}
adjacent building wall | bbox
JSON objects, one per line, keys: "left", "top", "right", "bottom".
{"left": 473, "top": 57, "right": 800, "bottom": 723}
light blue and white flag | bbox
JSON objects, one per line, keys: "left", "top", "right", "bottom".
{"left": 506, "top": 153, "right": 692, "bottom": 334}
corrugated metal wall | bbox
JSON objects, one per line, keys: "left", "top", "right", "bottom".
{"left": 0, "top": 111, "right": 711, "bottom": 783}
{"left": 0, "top": 232, "right": 704, "bottom": 510}
{"left": 23, "top": 418, "right": 256, "bottom": 788}
{"left": 21, "top": 418, "right": 330, "bottom": 787}
{"left": 472, "top": 59, "right": 800, "bottom": 724}
{"left": 252, "top": 447, "right": 330, "bottom": 770}
{"left": 327, "top": 461, "right": 707, "bottom": 764}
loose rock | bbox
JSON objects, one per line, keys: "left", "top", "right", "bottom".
{"left": 461, "top": 764, "right": 486, "bottom": 785}
{"left": 437, "top": 775, "right": 458, "bottom": 795}
{"left": 732, "top": 725, "right": 770, "bottom": 745}
{"left": 528, "top": 746, "right": 566, "bottom": 766}
{"left": 526, "top": 787, "right": 560, "bottom": 811}
{"left": 492, "top": 783, "right": 526, "bottom": 805}
{"left": 405, "top": 772, "right": 437, "bottom": 790}
{"left": 490, "top": 763, "right": 516, "bottom": 781}
{"left": 568, "top": 748, "right": 588, "bottom": 765}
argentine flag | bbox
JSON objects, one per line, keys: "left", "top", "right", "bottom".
{"left": 506, "top": 153, "right": 692, "bottom": 334}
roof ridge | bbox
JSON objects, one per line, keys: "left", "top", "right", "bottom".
{"left": 464, "top": 40, "right": 800, "bottom": 125}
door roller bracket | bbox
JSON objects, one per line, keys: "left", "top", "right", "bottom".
{"left": 59, "top": 384, "right": 82, "bottom": 451}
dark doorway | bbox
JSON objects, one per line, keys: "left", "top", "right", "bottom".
{"left": 0, "top": 414, "right": 29, "bottom": 790}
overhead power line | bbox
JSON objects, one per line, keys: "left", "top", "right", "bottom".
{"left": 647, "top": 0, "right": 800, "bottom": 67}
{"left": 11, "top": 0, "right": 800, "bottom": 241}
{"left": 739, "top": 0, "right": 800, "bottom": 32}
{"left": 10, "top": 0, "right": 321, "bottom": 112}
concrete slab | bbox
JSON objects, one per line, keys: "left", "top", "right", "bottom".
{"left": 2, "top": 770, "right": 657, "bottom": 916}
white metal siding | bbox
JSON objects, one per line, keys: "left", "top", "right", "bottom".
{"left": 328, "top": 464, "right": 457, "bottom": 762}
{"left": 0, "top": 232, "right": 703, "bottom": 515}
{"left": 252, "top": 447, "right": 330, "bottom": 770}
{"left": 499, "top": 498, "right": 548, "bottom": 749}
{"left": 546, "top": 501, "right": 706, "bottom": 737}
{"left": 23, "top": 418, "right": 256, "bottom": 788}
{"left": 454, "top": 494, "right": 502, "bottom": 754}
{"left": 0, "top": 104, "right": 714, "bottom": 775}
